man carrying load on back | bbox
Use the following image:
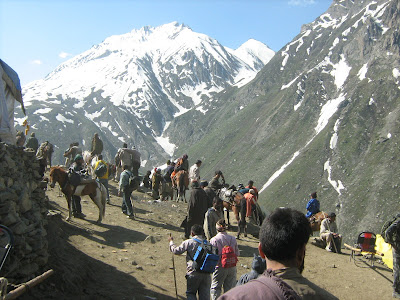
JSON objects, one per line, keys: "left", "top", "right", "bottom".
{"left": 169, "top": 224, "right": 212, "bottom": 300}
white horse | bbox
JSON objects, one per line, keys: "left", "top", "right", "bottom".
{"left": 82, "top": 150, "right": 99, "bottom": 175}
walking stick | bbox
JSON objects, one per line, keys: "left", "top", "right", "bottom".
{"left": 170, "top": 234, "right": 178, "bottom": 299}
{"left": 326, "top": 221, "right": 340, "bottom": 253}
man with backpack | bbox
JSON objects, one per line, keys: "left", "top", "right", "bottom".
{"left": 169, "top": 224, "right": 213, "bottom": 300}
{"left": 118, "top": 165, "right": 135, "bottom": 219}
{"left": 382, "top": 214, "right": 400, "bottom": 298}
{"left": 210, "top": 219, "right": 239, "bottom": 299}
{"left": 94, "top": 155, "right": 110, "bottom": 204}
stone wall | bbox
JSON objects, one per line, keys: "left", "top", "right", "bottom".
{"left": 0, "top": 142, "right": 48, "bottom": 282}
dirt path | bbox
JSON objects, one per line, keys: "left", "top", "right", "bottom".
{"left": 20, "top": 178, "right": 393, "bottom": 299}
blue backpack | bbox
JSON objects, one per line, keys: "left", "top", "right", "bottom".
{"left": 191, "top": 238, "right": 219, "bottom": 273}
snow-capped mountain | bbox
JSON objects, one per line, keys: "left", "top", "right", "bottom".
{"left": 20, "top": 22, "right": 274, "bottom": 165}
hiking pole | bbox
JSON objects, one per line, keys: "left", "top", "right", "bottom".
{"left": 170, "top": 233, "right": 178, "bottom": 299}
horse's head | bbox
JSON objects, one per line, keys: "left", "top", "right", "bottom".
{"left": 49, "top": 166, "right": 65, "bottom": 188}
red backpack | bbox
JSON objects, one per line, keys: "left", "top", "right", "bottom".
{"left": 221, "top": 245, "right": 238, "bottom": 268}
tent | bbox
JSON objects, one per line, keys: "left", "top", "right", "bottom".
{"left": 0, "top": 59, "right": 25, "bottom": 144}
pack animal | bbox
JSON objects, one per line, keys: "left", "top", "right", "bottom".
{"left": 82, "top": 150, "right": 98, "bottom": 175}
{"left": 174, "top": 170, "right": 189, "bottom": 202}
{"left": 309, "top": 211, "right": 328, "bottom": 232}
{"left": 49, "top": 166, "right": 106, "bottom": 223}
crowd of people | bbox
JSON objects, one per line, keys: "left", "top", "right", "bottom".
{"left": 15, "top": 130, "right": 400, "bottom": 299}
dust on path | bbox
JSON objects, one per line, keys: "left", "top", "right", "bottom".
{"left": 21, "top": 178, "right": 394, "bottom": 299}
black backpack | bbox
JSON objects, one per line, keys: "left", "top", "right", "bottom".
{"left": 94, "top": 162, "right": 107, "bottom": 178}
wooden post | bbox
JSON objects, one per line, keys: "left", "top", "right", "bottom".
{"left": 5, "top": 269, "right": 54, "bottom": 300}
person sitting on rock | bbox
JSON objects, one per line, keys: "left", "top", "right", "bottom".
{"left": 320, "top": 212, "right": 342, "bottom": 253}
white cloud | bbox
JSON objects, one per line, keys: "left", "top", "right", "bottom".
{"left": 59, "top": 51, "right": 72, "bottom": 59}
{"left": 288, "top": 0, "right": 316, "bottom": 6}
{"left": 30, "top": 60, "right": 42, "bottom": 65}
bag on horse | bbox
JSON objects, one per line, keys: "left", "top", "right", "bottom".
{"left": 190, "top": 238, "right": 219, "bottom": 273}
{"left": 221, "top": 245, "right": 238, "bottom": 268}
{"left": 68, "top": 169, "right": 81, "bottom": 187}
{"left": 94, "top": 162, "right": 107, "bottom": 178}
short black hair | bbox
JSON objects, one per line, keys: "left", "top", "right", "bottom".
{"left": 213, "top": 196, "right": 222, "bottom": 205}
{"left": 215, "top": 170, "right": 222, "bottom": 175}
{"left": 260, "top": 208, "right": 311, "bottom": 262}
{"left": 191, "top": 224, "right": 204, "bottom": 236}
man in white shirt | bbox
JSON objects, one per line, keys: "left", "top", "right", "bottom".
{"left": 189, "top": 160, "right": 202, "bottom": 185}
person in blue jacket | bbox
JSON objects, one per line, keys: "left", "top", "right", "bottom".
{"left": 305, "top": 192, "right": 320, "bottom": 218}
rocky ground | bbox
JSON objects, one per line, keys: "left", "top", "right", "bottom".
{"left": 16, "top": 177, "right": 394, "bottom": 300}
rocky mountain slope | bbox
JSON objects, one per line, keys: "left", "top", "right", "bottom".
{"left": 173, "top": 0, "right": 400, "bottom": 241}
{"left": 18, "top": 22, "right": 274, "bottom": 165}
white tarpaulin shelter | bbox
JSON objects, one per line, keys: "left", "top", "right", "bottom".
{"left": 0, "top": 59, "right": 25, "bottom": 144}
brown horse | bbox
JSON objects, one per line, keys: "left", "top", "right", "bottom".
{"left": 174, "top": 170, "right": 189, "bottom": 202}
{"left": 309, "top": 211, "right": 328, "bottom": 232}
{"left": 49, "top": 166, "right": 106, "bottom": 223}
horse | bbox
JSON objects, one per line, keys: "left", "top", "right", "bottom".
{"left": 309, "top": 211, "right": 328, "bottom": 232}
{"left": 174, "top": 170, "right": 189, "bottom": 202}
{"left": 49, "top": 166, "right": 106, "bottom": 223}
{"left": 82, "top": 151, "right": 98, "bottom": 175}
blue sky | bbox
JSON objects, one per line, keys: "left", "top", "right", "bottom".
{"left": 0, "top": 0, "right": 332, "bottom": 86}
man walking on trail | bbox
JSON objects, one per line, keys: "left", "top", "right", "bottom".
{"left": 189, "top": 160, "right": 202, "bottom": 185}
{"left": 94, "top": 154, "right": 110, "bottom": 204}
{"left": 219, "top": 208, "right": 338, "bottom": 300}
{"left": 209, "top": 170, "right": 225, "bottom": 191}
{"left": 244, "top": 189, "right": 257, "bottom": 218}
{"left": 169, "top": 224, "right": 211, "bottom": 300}
{"left": 118, "top": 165, "right": 134, "bottom": 219}
{"left": 186, "top": 181, "right": 209, "bottom": 239}
{"left": 25, "top": 132, "right": 39, "bottom": 152}
{"left": 203, "top": 197, "right": 223, "bottom": 240}
{"left": 382, "top": 213, "right": 400, "bottom": 298}
{"left": 91, "top": 133, "right": 103, "bottom": 156}
{"left": 210, "top": 219, "right": 239, "bottom": 299}
{"left": 320, "top": 212, "right": 342, "bottom": 253}
{"left": 201, "top": 180, "right": 215, "bottom": 208}
{"left": 151, "top": 168, "right": 163, "bottom": 200}
{"left": 162, "top": 161, "right": 175, "bottom": 201}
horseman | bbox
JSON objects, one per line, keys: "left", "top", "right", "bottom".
{"left": 171, "top": 154, "right": 189, "bottom": 188}
{"left": 209, "top": 170, "right": 225, "bottom": 192}
{"left": 306, "top": 192, "right": 320, "bottom": 219}
{"left": 69, "top": 154, "right": 87, "bottom": 219}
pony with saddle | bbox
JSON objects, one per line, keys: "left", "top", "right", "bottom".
{"left": 174, "top": 170, "right": 189, "bottom": 202}
{"left": 309, "top": 211, "right": 328, "bottom": 232}
{"left": 49, "top": 166, "right": 106, "bottom": 223}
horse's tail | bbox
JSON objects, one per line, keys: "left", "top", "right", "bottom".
{"left": 178, "top": 171, "right": 185, "bottom": 193}
{"left": 99, "top": 183, "right": 106, "bottom": 219}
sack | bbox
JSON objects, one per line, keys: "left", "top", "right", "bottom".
{"left": 191, "top": 238, "right": 219, "bottom": 273}
{"left": 221, "top": 245, "right": 238, "bottom": 268}
{"left": 94, "top": 162, "right": 107, "bottom": 178}
{"left": 68, "top": 169, "right": 81, "bottom": 186}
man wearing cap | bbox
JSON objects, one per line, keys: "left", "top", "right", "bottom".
{"left": 118, "top": 165, "right": 135, "bottom": 219}
{"left": 210, "top": 219, "right": 240, "bottom": 299}
{"left": 201, "top": 180, "right": 215, "bottom": 208}
{"left": 189, "top": 160, "right": 202, "bottom": 185}
{"left": 169, "top": 224, "right": 211, "bottom": 300}
{"left": 320, "top": 212, "right": 342, "bottom": 253}
{"left": 70, "top": 154, "right": 86, "bottom": 219}
{"left": 204, "top": 197, "right": 224, "bottom": 240}
{"left": 209, "top": 170, "right": 225, "bottom": 191}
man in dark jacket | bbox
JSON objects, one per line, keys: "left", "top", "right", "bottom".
{"left": 186, "top": 181, "right": 209, "bottom": 238}
{"left": 209, "top": 170, "right": 225, "bottom": 191}
{"left": 25, "top": 132, "right": 39, "bottom": 152}
{"left": 70, "top": 154, "right": 86, "bottom": 219}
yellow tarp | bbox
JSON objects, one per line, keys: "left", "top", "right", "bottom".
{"left": 375, "top": 234, "right": 393, "bottom": 270}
